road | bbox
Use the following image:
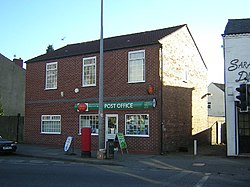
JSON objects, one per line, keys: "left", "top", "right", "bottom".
{"left": 0, "top": 155, "right": 249, "bottom": 187}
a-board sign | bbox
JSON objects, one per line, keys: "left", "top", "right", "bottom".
{"left": 64, "top": 136, "right": 73, "bottom": 152}
{"left": 116, "top": 133, "right": 128, "bottom": 154}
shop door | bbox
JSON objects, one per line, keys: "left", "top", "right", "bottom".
{"left": 238, "top": 112, "right": 250, "bottom": 153}
{"left": 105, "top": 114, "right": 118, "bottom": 143}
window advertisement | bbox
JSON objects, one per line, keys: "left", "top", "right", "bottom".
{"left": 125, "top": 114, "right": 149, "bottom": 136}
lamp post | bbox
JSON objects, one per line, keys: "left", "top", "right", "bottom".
{"left": 98, "top": 0, "right": 104, "bottom": 150}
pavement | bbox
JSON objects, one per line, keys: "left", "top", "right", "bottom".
{"left": 14, "top": 143, "right": 227, "bottom": 164}
{"left": 15, "top": 143, "right": 132, "bottom": 166}
{"left": 13, "top": 143, "right": 250, "bottom": 175}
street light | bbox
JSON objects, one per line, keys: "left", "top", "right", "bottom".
{"left": 98, "top": 0, "right": 104, "bottom": 150}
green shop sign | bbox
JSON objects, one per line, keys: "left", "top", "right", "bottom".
{"left": 74, "top": 99, "right": 156, "bottom": 112}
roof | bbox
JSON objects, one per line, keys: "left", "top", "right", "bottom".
{"left": 0, "top": 53, "right": 25, "bottom": 71}
{"left": 26, "top": 24, "right": 186, "bottom": 63}
{"left": 213, "top": 83, "right": 225, "bottom": 92}
{"left": 224, "top": 18, "right": 250, "bottom": 35}
{"left": 0, "top": 53, "right": 12, "bottom": 63}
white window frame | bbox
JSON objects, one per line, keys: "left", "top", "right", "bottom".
{"left": 79, "top": 114, "right": 99, "bottom": 135}
{"left": 82, "top": 56, "right": 96, "bottom": 87}
{"left": 125, "top": 114, "right": 149, "bottom": 137}
{"left": 45, "top": 62, "right": 58, "bottom": 90}
{"left": 128, "top": 50, "right": 145, "bottom": 83}
{"left": 41, "top": 115, "right": 61, "bottom": 134}
{"left": 183, "top": 64, "right": 189, "bottom": 83}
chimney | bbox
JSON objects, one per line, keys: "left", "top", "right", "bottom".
{"left": 13, "top": 58, "right": 23, "bottom": 68}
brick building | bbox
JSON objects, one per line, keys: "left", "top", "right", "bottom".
{"left": 0, "top": 54, "right": 25, "bottom": 116}
{"left": 25, "top": 24, "right": 208, "bottom": 154}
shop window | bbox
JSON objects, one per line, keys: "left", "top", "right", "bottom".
{"left": 82, "top": 57, "right": 96, "bottom": 87}
{"left": 125, "top": 114, "right": 149, "bottom": 136}
{"left": 45, "top": 62, "right": 57, "bottom": 89}
{"left": 128, "top": 50, "right": 145, "bottom": 83}
{"left": 239, "top": 113, "right": 250, "bottom": 136}
{"left": 41, "top": 115, "right": 61, "bottom": 134}
{"left": 79, "top": 114, "right": 99, "bottom": 135}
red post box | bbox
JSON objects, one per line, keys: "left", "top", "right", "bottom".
{"left": 81, "top": 127, "right": 91, "bottom": 158}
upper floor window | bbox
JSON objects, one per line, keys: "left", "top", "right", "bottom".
{"left": 82, "top": 57, "right": 96, "bottom": 87}
{"left": 128, "top": 50, "right": 145, "bottom": 83}
{"left": 45, "top": 62, "right": 57, "bottom": 89}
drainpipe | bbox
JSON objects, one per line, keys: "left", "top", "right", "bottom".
{"left": 160, "top": 46, "right": 164, "bottom": 154}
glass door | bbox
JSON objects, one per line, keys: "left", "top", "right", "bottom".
{"left": 105, "top": 114, "right": 118, "bottom": 142}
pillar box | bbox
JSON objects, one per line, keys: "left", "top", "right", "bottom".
{"left": 81, "top": 127, "right": 91, "bottom": 158}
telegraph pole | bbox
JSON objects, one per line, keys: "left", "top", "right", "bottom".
{"left": 98, "top": 0, "right": 104, "bottom": 150}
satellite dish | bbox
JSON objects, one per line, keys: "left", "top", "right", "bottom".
{"left": 64, "top": 136, "right": 73, "bottom": 152}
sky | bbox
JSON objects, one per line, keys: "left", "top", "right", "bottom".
{"left": 1, "top": 0, "right": 250, "bottom": 84}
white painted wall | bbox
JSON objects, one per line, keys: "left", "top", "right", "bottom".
{"left": 208, "top": 83, "right": 225, "bottom": 117}
{"left": 223, "top": 34, "right": 250, "bottom": 156}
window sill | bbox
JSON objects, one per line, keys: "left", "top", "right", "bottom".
{"left": 78, "top": 133, "right": 98, "bottom": 136}
{"left": 44, "top": 88, "right": 57, "bottom": 90}
{"left": 82, "top": 85, "right": 96, "bottom": 87}
{"left": 125, "top": 135, "right": 149, "bottom": 138}
{"left": 128, "top": 81, "right": 146, "bottom": 84}
{"left": 40, "top": 132, "right": 61, "bottom": 135}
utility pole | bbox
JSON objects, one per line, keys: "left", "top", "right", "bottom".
{"left": 98, "top": 0, "right": 104, "bottom": 150}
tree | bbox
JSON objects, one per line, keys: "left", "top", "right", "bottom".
{"left": 46, "top": 44, "right": 54, "bottom": 53}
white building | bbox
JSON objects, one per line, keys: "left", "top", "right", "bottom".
{"left": 222, "top": 18, "right": 250, "bottom": 156}
{"left": 208, "top": 83, "right": 226, "bottom": 145}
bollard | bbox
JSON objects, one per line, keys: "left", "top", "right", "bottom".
{"left": 194, "top": 140, "right": 197, "bottom": 156}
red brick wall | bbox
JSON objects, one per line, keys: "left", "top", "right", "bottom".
{"left": 162, "top": 86, "right": 193, "bottom": 152}
{"left": 26, "top": 45, "right": 161, "bottom": 101}
{"left": 25, "top": 45, "right": 162, "bottom": 154}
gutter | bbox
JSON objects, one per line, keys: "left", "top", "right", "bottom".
{"left": 160, "top": 46, "right": 164, "bottom": 154}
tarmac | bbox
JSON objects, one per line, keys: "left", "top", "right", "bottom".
{"left": 8, "top": 143, "right": 250, "bottom": 177}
